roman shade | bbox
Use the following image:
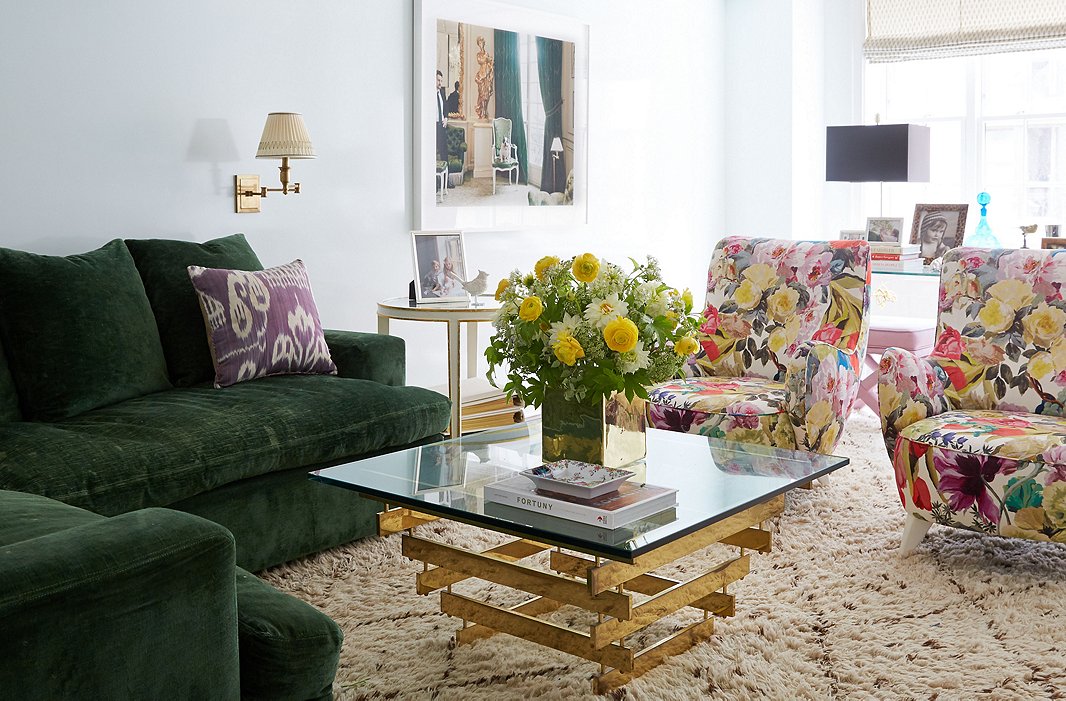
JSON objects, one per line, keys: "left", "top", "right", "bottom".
{"left": 864, "top": 0, "right": 1066, "bottom": 62}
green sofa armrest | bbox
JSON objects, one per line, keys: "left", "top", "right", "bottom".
{"left": 0, "top": 506, "right": 240, "bottom": 701}
{"left": 325, "top": 329, "right": 405, "bottom": 386}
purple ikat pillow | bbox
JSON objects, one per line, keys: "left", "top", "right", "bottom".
{"left": 187, "top": 259, "right": 337, "bottom": 387}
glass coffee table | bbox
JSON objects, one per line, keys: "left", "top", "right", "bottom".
{"left": 312, "top": 419, "right": 848, "bottom": 693}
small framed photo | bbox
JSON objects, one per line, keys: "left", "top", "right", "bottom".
{"left": 910, "top": 204, "right": 969, "bottom": 262}
{"left": 840, "top": 229, "right": 867, "bottom": 241}
{"left": 411, "top": 230, "right": 469, "bottom": 303}
{"left": 413, "top": 443, "right": 468, "bottom": 495}
{"left": 866, "top": 217, "right": 905, "bottom": 244}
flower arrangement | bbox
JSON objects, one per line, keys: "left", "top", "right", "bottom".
{"left": 486, "top": 253, "right": 701, "bottom": 407}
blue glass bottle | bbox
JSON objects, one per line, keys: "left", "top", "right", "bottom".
{"left": 967, "top": 191, "right": 1001, "bottom": 248}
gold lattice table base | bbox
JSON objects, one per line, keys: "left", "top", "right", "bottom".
{"left": 377, "top": 494, "right": 784, "bottom": 693}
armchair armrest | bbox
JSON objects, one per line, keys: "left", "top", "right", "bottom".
{"left": 877, "top": 347, "right": 953, "bottom": 461}
{"left": 0, "top": 508, "right": 240, "bottom": 700}
{"left": 784, "top": 340, "right": 861, "bottom": 454}
{"left": 325, "top": 329, "right": 405, "bottom": 386}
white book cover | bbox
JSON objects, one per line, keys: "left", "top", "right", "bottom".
{"left": 483, "top": 475, "right": 677, "bottom": 529}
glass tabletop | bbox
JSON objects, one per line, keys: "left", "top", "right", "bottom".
{"left": 311, "top": 419, "right": 849, "bottom": 562}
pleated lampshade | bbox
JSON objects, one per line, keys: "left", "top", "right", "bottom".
{"left": 255, "top": 113, "right": 316, "bottom": 159}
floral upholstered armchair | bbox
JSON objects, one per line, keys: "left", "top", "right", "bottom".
{"left": 879, "top": 248, "right": 1066, "bottom": 553}
{"left": 647, "top": 237, "right": 871, "bottom": 455}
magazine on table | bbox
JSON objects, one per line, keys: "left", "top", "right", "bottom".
{"left": 483, "top": 475, "right": 677, "bottom": 529}
{"left": 484, "top": 502, "right": 678, "bottom": 543}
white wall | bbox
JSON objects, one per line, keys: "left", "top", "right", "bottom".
{"left": 0, "top": 0, "right": 726, "bottom": 389}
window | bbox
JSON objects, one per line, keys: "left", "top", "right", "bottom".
{"left": 519, "top": 36, "right": 544, "bottom": 186}
{"left": 865, "top": 49, "right": 1066, "bottom": 247}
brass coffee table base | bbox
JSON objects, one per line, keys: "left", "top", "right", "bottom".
{"left": 378, "top": 494, "right": 784, "bottom": 693}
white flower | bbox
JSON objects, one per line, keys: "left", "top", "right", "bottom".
{"left": 584, "top": 293, "right": 629, "bottom": 328}
{"left": 493, "top": 301, "right": 518, "bottom": 324}
{"left": 549, "top": 313, "right": 583, "bottom": 345}
{"left": 646, "top": 292, "right": 669, "bottom": 319}
{"left": 617, "top": 340, "right": 651, "bottom": 374}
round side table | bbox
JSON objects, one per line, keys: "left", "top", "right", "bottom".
{"left": 377, "top": 296, "right": 500, "bottom": 436}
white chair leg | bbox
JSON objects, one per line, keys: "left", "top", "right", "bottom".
{"left": 899, "top": 516, "right": 932, "bottom": 555}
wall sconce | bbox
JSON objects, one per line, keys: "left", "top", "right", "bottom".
{"left": 235, "top": 112, "right": 316, "bottom": 213}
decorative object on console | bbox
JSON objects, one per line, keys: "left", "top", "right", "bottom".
{"left": 825, "top": 122, "right": 930, "bottom": 215}
{"left": 187, "top": 259, "right": 337, "bottom": 388}
{"left": 1047, "top": 224, "right": 1061, "bottom": 237}
{"left": 866, "top": 216, "right": 905, "bottom": 243}
{"left": 488, "top": 253, "right": 699, "bottom": 464}
{"left": 521, "top": 460, "right": 633, "bottom": 499}
{"left": 447, "top": 269, "right": 489, "bottom": 306}
{"left": 235, "top": 112, "right": 315, "bottom": 213}
{"left": 965, "top": 191, "right": 1000, "bottom": 248}
{"left": 411, "top": 230, "right": 469, "bottom": 303}
{"left": 910, "top": 203, "right": 968, "bottom": 263}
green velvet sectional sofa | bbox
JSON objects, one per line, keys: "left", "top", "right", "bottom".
{"left": 0, "top": 235, "right": 451, "bottom": 700}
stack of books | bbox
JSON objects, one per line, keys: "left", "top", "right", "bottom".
{"left": 871, "top": 243, "right": 921, "bottom": 270}
{"left": 436, "top": 377, "right": 524, "bottom": 435}
{"left": 484, "top": 474, "right": 677, "bottom": 529}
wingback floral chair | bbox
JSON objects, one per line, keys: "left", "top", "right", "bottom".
{"left": 647, "top": 237, "right": 871, "bottom": 456}
{"left": 879, "top": 247, "right": 1066, "bottom": 553}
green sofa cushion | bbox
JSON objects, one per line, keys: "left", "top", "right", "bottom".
{"left": 125, "top": 234, "right": 264, "bottom": 387}
{"left": 235, "top": 568, "right": 342, "bottom": 701}
{"left": 0, "top": 489, "right": 102, "bottom": 546}
{"left": 0, "top": 240, "right": 171, "bottom": 421}
{"left": 0, "top": 375, "right": 451, "bottom": 516}
{"left": 0, "top": 347, "right": 22, "bottom": 423}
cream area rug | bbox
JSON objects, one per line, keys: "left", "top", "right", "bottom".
{"left": 260, "top": 410, "right": 1066, "bottom": 700}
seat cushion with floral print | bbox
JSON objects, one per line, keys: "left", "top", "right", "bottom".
{"left": 893, "top": 409, "right": 1066, "bottom": 543}
{"left": 647, "top": 376, "right": 794, "bottom": 448}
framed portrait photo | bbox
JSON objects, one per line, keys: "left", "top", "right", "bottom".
{"left": 866, "top": 217, "right": 905, "bottom": 244}
{"left": 414, "top": 0, "right": 589, "bottom": 230}
{"left": 910, "top": 204, "right": 969, "bottom": 262}
{"left": 411, "top": 230, "right": 469, "bottom": 304}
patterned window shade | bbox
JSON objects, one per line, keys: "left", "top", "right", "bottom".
{"left": 864, "top": 0, "right": 1066, "bottom": 63}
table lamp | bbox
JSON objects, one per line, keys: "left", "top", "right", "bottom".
{"left": 825, "top": 124, "right": 930, "bottom": 215}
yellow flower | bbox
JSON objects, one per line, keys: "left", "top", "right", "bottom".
{"left": 552, "top": 334, "right": 585, "bottom": 366}
{"left": 603, "top": 317, "right": 639, "bottom": 353}
{"left": 534, "top": 255, "right": 560, "bottom": 281}
{"left": 572, "top": 253, "right": 600, "bottom": 283}
{"left": 494, "top": 278, "right": 509, "bottom": 301}
{"left": 768, "top": 327, "right": 788, "bottom": 354}
{"left": 681, "top": 288, "right": 694, "bottom": 311}
{"left": 766, "top": 287, "right": 800, "bottom": 323}
{"left": 734, "top": 279, "right": 762, "bottom": 310}
{"left": 807, "top": 400, "right": 834, "bottom": 429}
{"left": 896, "top": 402, "right": 925, "bottom": 431}
{"left": 1014, "top": 507, "right": 1048, "bottom": 532}
{"left": 1023, "top": 302, "right": 1066, "bottom": 348}
{"left": 674, "top": 336, "right": 699, "bottom": 356}
{"left": 742, "top": 263, "right": 779, "bottom": 291}
{"left": 977, "top": 298, "right": 1015, "bottom": 334}
{"left": 518, "top": 295, "right": 543, "bottom": 321}
{"left": 1052, "top": 338, "right": 1066, "bottom": 369}
{"left": 878, "top": 382, "right": 902, "bottom": 417}
{"left": 1029, "top": 351, "right": 1055, "bottom": 379}
{"left": 1043, "top": 481, "right": 1066, "bottom": 529}
{"left": 988, "top": 279, "right": 1034, "bottom": 311}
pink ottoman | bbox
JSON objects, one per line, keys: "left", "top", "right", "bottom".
{"left": 858, "top": 316, "right": 936, "bottom": 412}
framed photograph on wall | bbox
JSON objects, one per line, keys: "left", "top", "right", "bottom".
{"left": 866, "top": 217, "right": 905, "bottom": 244}
{"left": 414, "top": 0, "right": 589, "bottom": 230}
{"left": 411, "top": 230, "right": 469, "bottom": 303}
{"left": 910, "top": 204, "right": 969, "bottom": 262}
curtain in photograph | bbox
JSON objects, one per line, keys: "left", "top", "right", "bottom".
{"left": 493, "top": 29, "right": 528, "bottom": 184}
{"left": 536, "top": 36, "right": 565, "bottom": 194}
{"left": 865, "top": 0, "right": 1066, "bottom": 62}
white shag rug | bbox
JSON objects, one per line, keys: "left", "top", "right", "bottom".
{"left": 260, "top": 410, "right": 1066, "bottom": 700}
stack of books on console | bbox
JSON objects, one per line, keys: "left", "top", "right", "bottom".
{"left": 436, "top": 377, "right": 524, "bottom": 435}
{"left": 484, "top": 460, "right": 677, "bottom": 529}
{"left": 871, "top": 243, "right": 921, "bottom": 270}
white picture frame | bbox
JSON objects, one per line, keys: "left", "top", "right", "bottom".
{"left": 414, "top": 0, "right": 589, "bottom": 230}
{"left": 840, "top": 229, "right": 867, "bottom": 241}
{"left": 865, "top": 217, "right": 905, "bottom": 244}
{"left": 411, "top": 230, "right": 470, "bottom": 304}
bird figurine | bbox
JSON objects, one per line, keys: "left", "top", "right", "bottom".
{"left": 447, "top": 269, "right": 489, "bottom": 305}
{"left": 1020, "top": 224, "right": 1037, "bottom": 248}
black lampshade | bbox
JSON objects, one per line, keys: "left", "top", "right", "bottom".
{"left": 825, "top": 124, "right": 930, "bottom": 182}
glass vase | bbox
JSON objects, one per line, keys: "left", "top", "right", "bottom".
{"left": 540, "top": 388, "right": 647, "bottom": 468}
